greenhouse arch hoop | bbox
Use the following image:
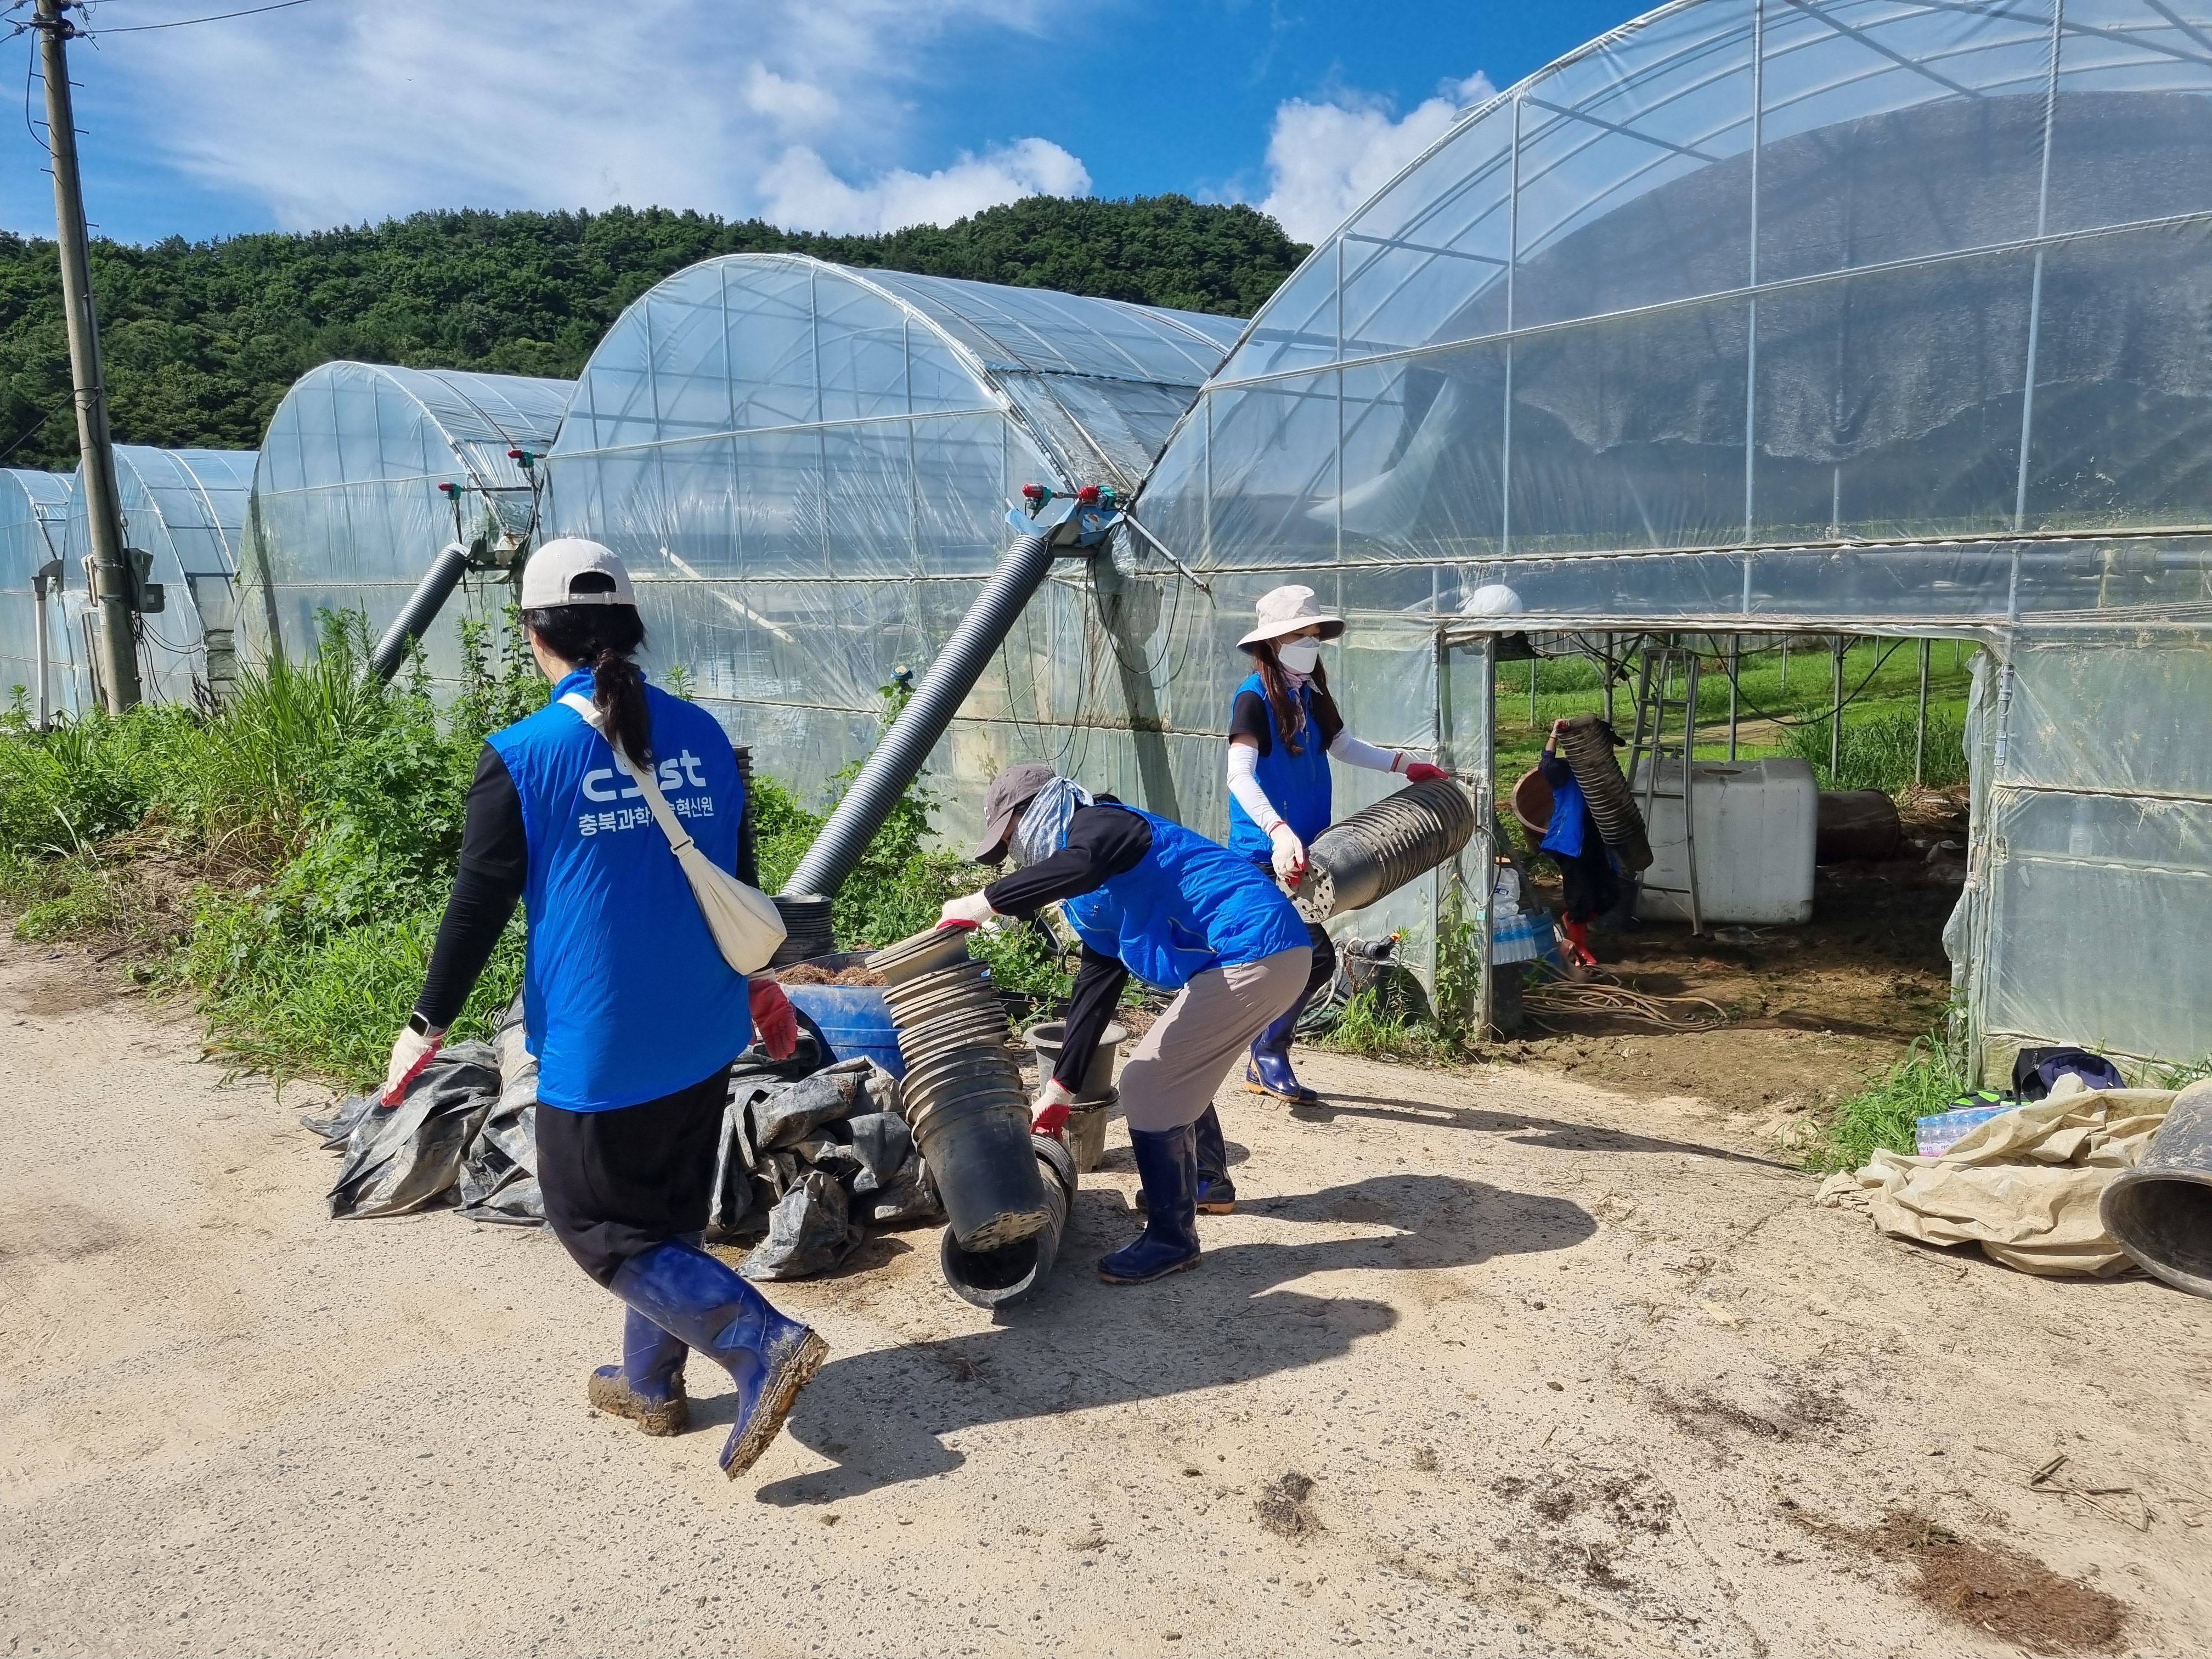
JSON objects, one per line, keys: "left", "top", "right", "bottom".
{"left": 542, "top": 252, "right": 1245, "bottom": 828}
{"left": 238, "top": 361, "right": 573, "bottom": 692}
{"left": 59, "top": 446, "right": 256, "bottom": 710}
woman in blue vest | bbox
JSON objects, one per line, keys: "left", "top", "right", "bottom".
{"left": 939, "top": 764, "right": 1310, "bottom": 1282}
{"left": 1226, "top": 585, "right": 1451, "bottom": 1103}
{"left": 376, "top": 539, "right": 823, "bottom": 1480}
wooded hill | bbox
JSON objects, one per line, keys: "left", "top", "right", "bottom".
{"left": 0, "top": 195, "right": 1305, "bottom": 472}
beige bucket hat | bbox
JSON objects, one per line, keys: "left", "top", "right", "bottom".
{"left": 1237, "top": 584, "right": 1346, "bottom": 648}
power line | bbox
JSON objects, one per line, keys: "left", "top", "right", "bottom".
{"left": 83, "top": 0, "right": 318, "bottom": 33}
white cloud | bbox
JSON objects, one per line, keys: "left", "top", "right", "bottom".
{"left": 761, "top": 138, "right": 1090, "bottom": 235}
{"left": 744, "top": 67, "right": 840, "bottom": 137}
{"left": 1259, "top": 70, "right": 1496, "bottom": 244}
{"left": 89, "top": 0, "right": 1092, "bottom": 234}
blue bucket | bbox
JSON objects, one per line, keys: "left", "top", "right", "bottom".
{"left": 783, "top": 980, "right": 905, "bottom": 1078}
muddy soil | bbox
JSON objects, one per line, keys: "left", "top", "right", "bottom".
{"left": 4, "top": 931, "right": 2208, "bottom": 1657}
{"left": 1513, "top": 818, "right": 1967, "bottom": 1124}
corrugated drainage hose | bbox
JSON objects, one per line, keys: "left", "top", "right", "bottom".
{"left": 869, "top": 926, "right": 1050, "bottom": 1255}
{"left": 1558, "top": 713, "right": 1652, "bottom": 870}
{"left": 1290, "top": 778, "right": 1478, "bottom": 922}
{"left": 368, "top": 542, "right": 470, "bottom": 684}
{"left": 784, "top": 528, "right": 1054, "bottom": 900}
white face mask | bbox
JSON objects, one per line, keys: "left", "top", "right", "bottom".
{"left": 1276, "top": 638, "right": 1322, "bottom": 675}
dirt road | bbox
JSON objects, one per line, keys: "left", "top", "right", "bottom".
{"left": 3, "top": 933, "right": 2207, "bottom": 1656}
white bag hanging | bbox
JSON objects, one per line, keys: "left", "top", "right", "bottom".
{"left": 560, "top": 692, "right": 787, "bottom": 975}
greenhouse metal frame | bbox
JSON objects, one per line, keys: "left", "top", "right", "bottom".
{"left": 1114, "top": 0, "right": 2212, "bottom": 1077}
{"left": 236, "top": 362, "right": 573, "bottom": 692}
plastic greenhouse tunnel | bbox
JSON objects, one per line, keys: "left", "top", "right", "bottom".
{"left": 236, "top": 362, "right": 573, "bottom": 695}
{"left": 1118, "top": 0, "right": 2212, "bottom": 1080}
{"left": 60, "top": 446, "right": 255, "bottom": 711}
{"left": 538, "top": 253, "right": 1245, "bottom": 828}
{"left": 0, "top": 468, "right": 78, "bottom": 721}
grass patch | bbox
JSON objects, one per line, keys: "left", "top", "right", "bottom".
{"left": 0, "top": 618, "right": 1056, "bottom": 1086}
{"left": 1783, "top": 707, "right": 1967, "bottom": 793}
{"left": 1802, "top": 1029, "right": 1968, "bottom": 1173}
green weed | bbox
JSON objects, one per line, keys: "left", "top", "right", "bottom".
{"left": 1802, "top": 1028, "right": 1968, "bottom": 1173}
{"left": 1784, "top": 707, "right": 1967, "bottom": 794}
{"left": 0, "top": 614, "right": 1065, "bottom": 1084}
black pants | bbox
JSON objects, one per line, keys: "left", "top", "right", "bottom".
{"left": 537, "top": 1065, "right": 731, "bottom": 1287}
{"left": 1558, "top": 806, "right": 1621, "bottom": 924}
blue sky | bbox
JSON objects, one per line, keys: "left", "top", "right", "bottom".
{"left": 3, "top": 1, "right": 1643, "bottom": 247}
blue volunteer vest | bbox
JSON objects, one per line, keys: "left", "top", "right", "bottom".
{"left": 1062, "top": 806, "right": 1311, "bottom": 992}
{"left": 1226, "top": 670, "right": 1333, "bottom": 861}
{"left": 1542, "top": 769, "right": 1588, "bottom": 859}
{"left": 487, "top": 667, "right": 751, "bottom": 1111}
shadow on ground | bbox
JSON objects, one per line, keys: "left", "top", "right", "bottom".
{"left": 1289, "top": 1093, "right": 1797, "bottom": 1170}
{"left": 722, "top": 1172, "right": 1592, "bottom": 1503}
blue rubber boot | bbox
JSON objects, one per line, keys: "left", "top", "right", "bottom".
{"left": 1245, "top": 996, "right": 1319, "bottom": 1104}
{"left": 607, "top": 1239, "right": 829, "bottom": 1477}
{"left": 589, "top": 1307, "right": 692, "bottom": 1435}
{"left": 588, "top": 1231, "right": 697, "bottom": 1436}
{"left": 1099, "top": 1125, "right": 1203, "bottom": 1285}
{"left": 1192, "top": 1104, "right": 1237, "bottom": 1215}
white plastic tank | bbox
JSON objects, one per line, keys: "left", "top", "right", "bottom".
{"left": 1627, "top": 756, "right": 1818, "bottom": 925}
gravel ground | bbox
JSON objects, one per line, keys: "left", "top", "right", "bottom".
{"left": 3, "top": 932, "right": 2208, "bottom": 1657}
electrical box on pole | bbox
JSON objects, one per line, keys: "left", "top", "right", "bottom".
{"left": 32, "top": 0, "right": 141, "bottom": 712}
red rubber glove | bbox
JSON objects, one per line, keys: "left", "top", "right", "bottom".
{"left": 1403, "top": 761, "right": 1450, "bottom": 783}
{"left": 1030, "top": 1077, "right": 1077, "bottom": 1137}
{"left": 378, "top": 1025, "right": 443, "bottom": 1108}
{"left": 749, "top": 979, "right": 799, "bottom": 1062}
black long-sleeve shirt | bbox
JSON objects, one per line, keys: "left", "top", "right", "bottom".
{"left": 983, "top": 799, "right": 1152, "bottom": 1092}
{"left": 414, "top": 744, "right": 528, "bottom": 1030}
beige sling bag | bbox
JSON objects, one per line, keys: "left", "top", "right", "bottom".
{"left": 560, "top": 691, "right": 786, "bottom": 975}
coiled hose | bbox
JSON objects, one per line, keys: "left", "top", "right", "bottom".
{"left": 1289, "top": 778, "right": 1478, "bottom": 922}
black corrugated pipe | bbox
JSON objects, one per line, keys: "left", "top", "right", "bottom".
{"left": 368, "top": 541, "right": 471, "bottom": 684}
{"left": 783, "top": 527, "right": 1052, "bottom": 899}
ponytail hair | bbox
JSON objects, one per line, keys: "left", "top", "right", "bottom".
{"left": 1244, "top": 637, "right": 1331, "bottom": 757}
{"left": 523, "top": 577, "right": 652, "bottom": 765}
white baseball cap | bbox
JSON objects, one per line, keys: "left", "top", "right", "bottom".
{"left": 1238, "top": 584, "right": 1345, "bottom": 648}
{"left": 520, "top": 538, "right": 636, "bottom": 608}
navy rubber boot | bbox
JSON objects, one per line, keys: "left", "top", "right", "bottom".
{"left": 1191, "top": 1104, "right": 1237, "bottom": 1215}
{"left": 1138, "top": 1105, "right": 1237, "bottom": 1214}
{"left": 607, "top": 1239, "right": 828, "bottom": 1477}
{"left": 1245, "top": 996, "right": 1319, "bottom": 1104}
{"left": 1099, "top": 1125, "right": 1203, "bottom": 1285}
{"left": 588, "top": 1231, "right": 698, "bottom": 1436}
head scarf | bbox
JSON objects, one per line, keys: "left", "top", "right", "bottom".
{"left": 1008, "top": 774, "right": 1093, "bottom": 867}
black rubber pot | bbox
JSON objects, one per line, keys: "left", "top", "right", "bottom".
{"left": 2101, "top": 1080, "right": 2212, "bottom": 1298}
{"left": 918, "top": 1092, "right": 1051, "bottom": 1250}
{"left": 940, "top": 1133, "right": 1076, "bottom": 1310}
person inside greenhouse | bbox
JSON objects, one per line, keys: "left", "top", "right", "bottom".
{"left": 940, "top": 763, "right": 1311, "bottom": 1281}
{"left": 1224, "top": 585, "right": 1452, "bottom": 1103}
{"left": 376, "top": 537, "right": 824, "bottom": 1480}
{"left": 1537, "top": 717, "right": 1618, "bottom": 982}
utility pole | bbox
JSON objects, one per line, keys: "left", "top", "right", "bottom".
{"left": 33, "top": 0, "right": 139, "bottom": 712}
